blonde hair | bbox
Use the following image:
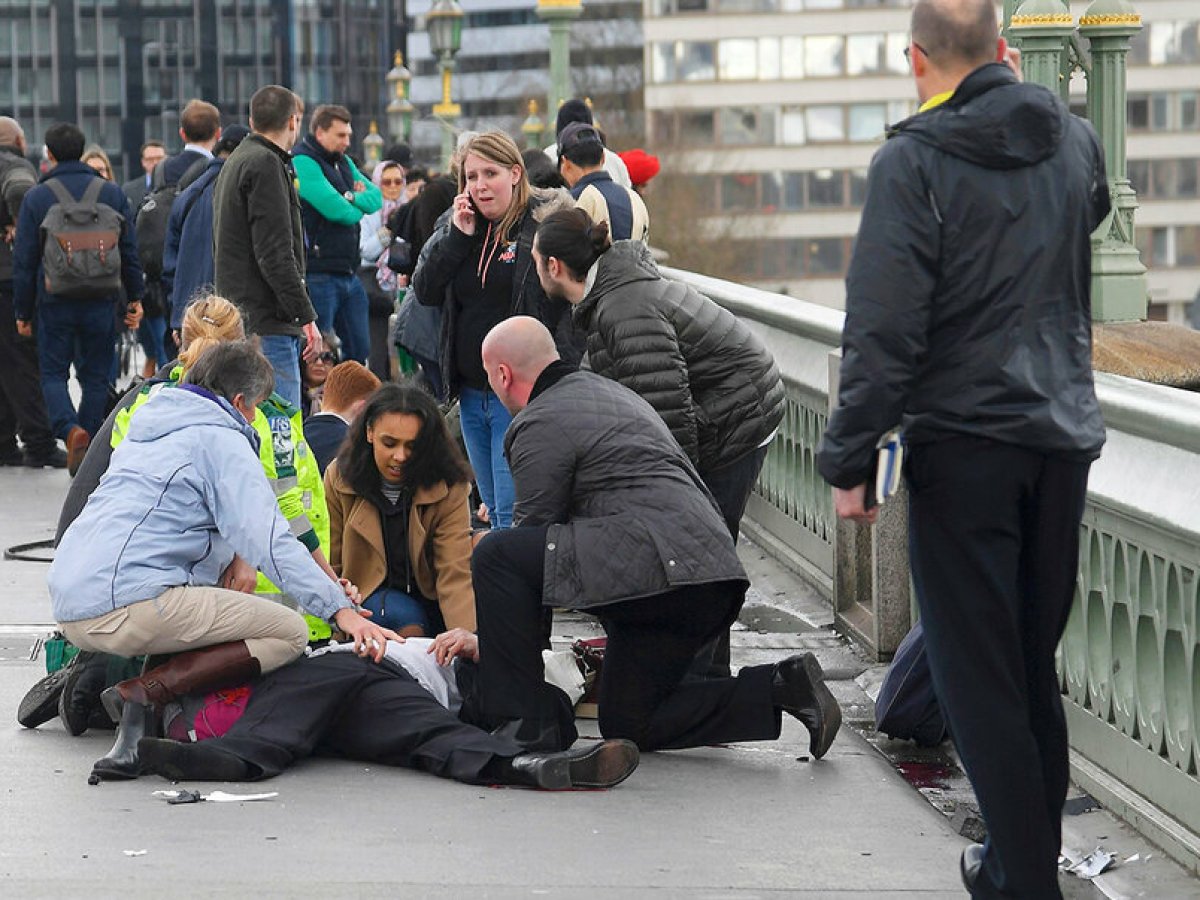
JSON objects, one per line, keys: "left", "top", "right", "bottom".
{"left": 178, "top": 294, "right": 246, "bottom": 370}
{"left": 81, "top": 145, "right": 114, "bottom": 181}
{"left": 458, "top": 131, "right": 530, "bottom": 261}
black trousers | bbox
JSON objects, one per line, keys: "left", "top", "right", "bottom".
{"left": 906, "top": 438, "right": 1090, "bottom": 900}
{"left": 693, "top": 442, "right": 772, "bottom": 677}
{"left": 470, "top": 526, "right": 781, "bottom": 752}
{"left": 205, "top": 653, "right": 523, "bottom": 783}
{"left": 0, "top": 284, "right": 54, "bottom": 456}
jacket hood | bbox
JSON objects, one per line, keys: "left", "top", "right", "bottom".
{"left": 529, "top": 186, "right": 575, "bottom": 222}
{"left": 578, "top": 240, "right": 661, "bottom": 322}
{"left": 124, "top": 385, "right": 259, "bottom": 449}
{"left": 890, "top": 64, "right": 1064, "bottom": 170}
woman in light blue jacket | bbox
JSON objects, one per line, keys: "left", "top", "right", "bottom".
{"left": 50, "top": 341, "right": 399, "bottom": 782}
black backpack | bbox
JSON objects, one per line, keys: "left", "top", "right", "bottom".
{"left": 874, "top": 620, "right": 948, "bottom": 747}
{"left": 40, "top": 178, "right": 124, "bottom": 300}
{"left": 135, "top": 157, "right": 205, "bottom": 281}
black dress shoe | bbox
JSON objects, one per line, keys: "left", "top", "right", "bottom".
{"left": 23, "top": 446, "right": 68, "bottom": 469}
{"left": 138, "top": 738, "right": 253, "bottom": 782}
{"left": 17, "top": 667, "right": 69, "bottom": 728}
{"left": 771, "top": 653, "right": 842, "bottom": 759}
{"left": 501, "top": 739, "right": 639, "bottom": 790}
{"left": 960, "top": 843, "right": 985, "bottom": 893}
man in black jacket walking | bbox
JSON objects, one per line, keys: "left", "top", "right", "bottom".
{"left": 457, "top": 316, "right": 840, "bottom": 761}
{"left": 815, "top": 1, "right": 1110, "bottom": 896}
{"left": 213, "top": 85, "right": 321, "bottom": 408}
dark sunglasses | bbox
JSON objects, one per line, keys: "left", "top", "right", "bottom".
{"left": 380, "top": 178, "right": 404, "bottom": 186}
{"left": 315, "top": 351, "right": 337, "bottom": 363}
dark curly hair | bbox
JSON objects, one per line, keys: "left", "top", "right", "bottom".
{"left": 336, "top": 381, "right": 472, "bottom": 495}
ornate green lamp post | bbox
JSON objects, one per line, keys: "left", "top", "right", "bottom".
{"left": 385, "top": 51, "right": 414, "bottom": 145}
{"left": 427, "top": 0, "right": 465, "bottom": 170}
{"left": 537, "top": 0, "right": 583, "bottom": 122}
{"left": 521, "top": 99, "right": 546, "bottom": 149}
{"left": 1008, "top": 0, "right": 1147, "bottom": 323}
{"left": 362, "top": 120, "right": 385, "bottom": 168}
{"left": 1078, "top": 0, "right": 1147, "bottom": 323}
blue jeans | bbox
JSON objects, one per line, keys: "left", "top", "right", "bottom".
{"left": 458, "top": 385, "right": 514, "bottom": 529}
{"left": 137, "top": 316, "right": 168, "bottom": 368}
{"left": 36, "top": 299, "right": 115, "bottom": 439}
{"left": 258, "top": 334, "right": 303, "bottom": 408}
{"left": 362, "top": 587, "right": 431, "bottom": 634}
{"left": 307, "top": 272, "right": 369, "bottom": 363}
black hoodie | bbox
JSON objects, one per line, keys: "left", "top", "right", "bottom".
{"left": 817, "top": 64, "right": 1111, "bottom": 488}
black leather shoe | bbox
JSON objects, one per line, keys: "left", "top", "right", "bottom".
{"left": 138, "top": 738, "right": 253, "bottom": 782}
{"left": 771, "top": 653, "right": 842, "bottom": 759}
{"left": 960, "top": 843, "right": 985, "bottom": 893}
{"left": 23, "top": 446, "right": 68, "bottom": 469}
{"left": 17, "top": 667, "right": 69, "bottom": 728}
{"left": 503, "top": 739, "right": 639, "bottom": 790}
{"left": 58, "top": 651, "right": 106, "bottom": 735}
{"left": 90, "top": 700, "right": 156, "bottom": 782}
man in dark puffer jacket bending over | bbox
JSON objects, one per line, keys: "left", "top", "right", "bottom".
{"left": 532, "top": 210, "right": 785, "bottom": 675}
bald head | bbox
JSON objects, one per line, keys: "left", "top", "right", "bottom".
{"left": 481, "top": 316, "right": 561, "bottom": 413}
{"left": 0, "top": 117, "right": 25, "bottom": 152}
{"left": 912, "top": 0, "right": 998, "bottom": 71}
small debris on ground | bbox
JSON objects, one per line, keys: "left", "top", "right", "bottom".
{"left": 152, "top": 789, "right": 278, "bottom": 804}
{"left": 123, "top": 850, "right": 148, "bottom": 857}
{"left": 1059, "top": 847, "right": 1116, "bottom": 879}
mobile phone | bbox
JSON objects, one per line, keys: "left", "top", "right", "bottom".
{"left": 467, "top": 195, "right": 482, "bottom": 218}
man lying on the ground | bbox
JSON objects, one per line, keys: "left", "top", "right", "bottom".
{"left": 138, "top": 639, "right": 638, "bottom": 791}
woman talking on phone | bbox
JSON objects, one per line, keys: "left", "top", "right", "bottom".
{"left": 411, "top": 131, "right": 574, "bottom": 530}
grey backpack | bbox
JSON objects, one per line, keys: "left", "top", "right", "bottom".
{"left": 41, "top": 177, "right": 123, "bottom": 300}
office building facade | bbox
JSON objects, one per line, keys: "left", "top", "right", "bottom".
{"left": 643, "top": 0, "right": 1200, "bottom": 321}
{"left": 0, "top": 0, "right": 401, "bottom": 182}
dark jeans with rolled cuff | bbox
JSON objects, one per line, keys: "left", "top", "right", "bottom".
{"left": 467, "top": 525, "right": 782, "bottom": 753}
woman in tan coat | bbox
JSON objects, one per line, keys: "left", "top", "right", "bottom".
{"left": 324, "top": 383, "right": 476, "bottom": 636}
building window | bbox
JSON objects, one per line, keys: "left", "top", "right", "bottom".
{"left": 808, "top": 169, "right": 845, "bottom": 207}
{"left": 804, "top": 36, "right": 843, "bottom": 77}
{"left": 1128, "top": 95, "right": 1149, "bottom": 131}
{"left": 848, "top": 104, "right": 886, "bottom": 141}
{"left": 721, "top": 173, "right": 759, "bottom": 211}
{"left": 718, "top": 107, "right": 774, "bottom": 145}
{"left": 1149, "top": 21, "right": 1200, "bottom": 65}
{"left": 718, "top": 38, "right": 758, "bottom": 81}
{"left": 1177, "top": 226, "right": 1200, "bottom": 267}
{"left": 846, "top": 33, "right": 886, "bottom": 75}
{"left": 780, "top": 108, "right": 806, "bottom": 145}
{"left": 807, "top": 237, "right": 845, "bottom": 276}
{"left": 680, "top": 110, "right": 716, "bottom": 144}
{"left": 805, "top": 105, "right": 844, "bottom": 141}
{"left": 783, "top": 172, "right": 805, "bottom": 209}
{"left": 781, "top": 36, "right": 805, "bottom": 79}
{"left": 679, "top": 41, "right": 716, "bottom": 81}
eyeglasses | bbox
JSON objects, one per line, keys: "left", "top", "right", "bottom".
{"left": 316, "top": 351, "right": 337, "bottom": 363}
{"left": 380, "top": 178, "right": 404, "bottom": 186}
{"left": 903, "top": 41, "right": 930, "bottom": 64}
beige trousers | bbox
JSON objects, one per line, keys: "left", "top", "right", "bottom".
{"left": 61, "top": 586, "right": 309, "bottom": 673}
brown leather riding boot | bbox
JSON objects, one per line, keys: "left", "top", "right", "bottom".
{"left": 101, "top": 640, "right": 262, "bottom": 721}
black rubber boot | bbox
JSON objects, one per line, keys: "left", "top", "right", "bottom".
{"left": 771, "top": 652, "right": 842, "bottom": 760}
{"left": 58, "top": 651, "right": 107, "bottom": 736}
{"left": 89, "top": 700, "right": 157, "bottom": 783}
{"left": 138, "top": 738, "right": 253, "bottom": 782}
{"left": 496, "top": 739, "right": 639, "bottom": 790}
